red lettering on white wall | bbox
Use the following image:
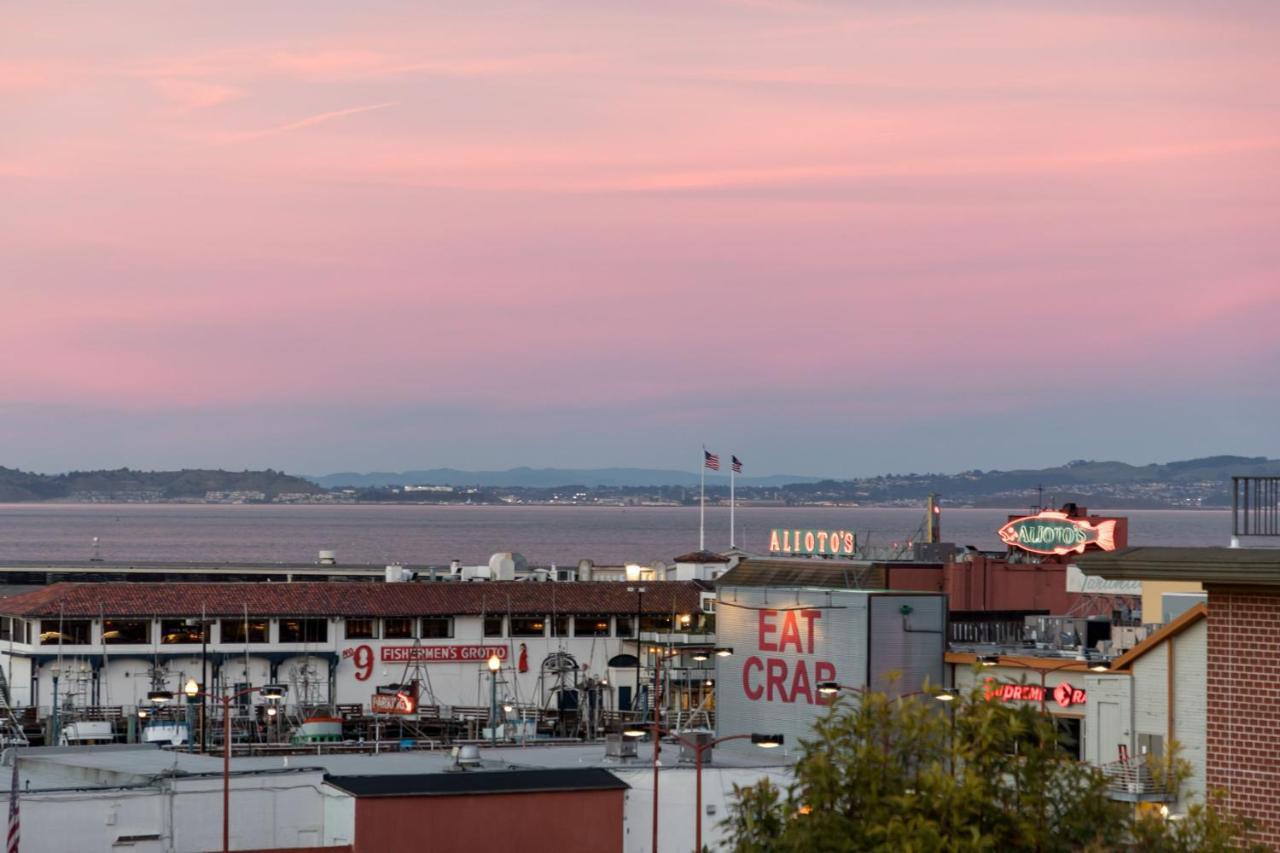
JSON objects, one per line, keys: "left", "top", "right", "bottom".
{"left": 778, "top": 611, "right": 802, "bottom": 653}
{"left": 758, "top": 610, "right": 779, "bottom": 651}
{"left": 743, "top": 656, "right": 764, "bottom": 700}
{"left": 766, "top": 659, "right": 788, "bottom": 702}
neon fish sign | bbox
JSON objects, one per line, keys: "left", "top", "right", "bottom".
{"left": 998, "top": 511, "right": 1117, "bottom": 556}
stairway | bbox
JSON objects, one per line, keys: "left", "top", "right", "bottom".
{"left": 0, "top": 667, "right": 30, "bottom": 747}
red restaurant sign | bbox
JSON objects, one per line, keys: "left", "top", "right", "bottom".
{"left": 985, "top": 678, "right": 1087, "bottom": 709}
{"left": 997, "top": 510, "right": 1118, "bottom": 556}
{"left": 380, "top": 645, "right": 508, "bottom": 663}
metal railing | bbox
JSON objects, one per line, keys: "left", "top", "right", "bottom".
{"left": 1233, "top": 476, "right": 1280, "bottom": 537}
{"left": 1102, "top": 759, "right": 1173, "bottom": 802}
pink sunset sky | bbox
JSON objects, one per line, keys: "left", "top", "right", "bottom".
{"left": 3, "top": 1, "right": 1278, "bottom": 477}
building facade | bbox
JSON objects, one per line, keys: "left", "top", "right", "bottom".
{"left": 0, "top": 581, "right": 709, "bottom": 724}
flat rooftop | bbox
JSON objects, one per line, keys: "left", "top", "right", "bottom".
{"left": 4, "top": 741, "right": 794, "bottom": 792}
{"left": 1078, "top": 547, "right": 1280, "bottom": 585}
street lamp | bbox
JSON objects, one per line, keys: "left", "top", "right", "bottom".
{"left": 487, "top": 654, "right": 501, "bottom": 746}
{"left": 626, "top": 585, "right": 646, "bottom": 716}
{"left": 816, "top": 681, "right": 953, "bottom": 703}
{"left": 634, "top": 645, "right": 733, "bottom": 853}
{"left": 183, "top": 679, "right": 287, "bottom": 853}
{"left": 50, "top": 664, "right": 62, "bottom": 746}
{"left": 186, "top": 612, "right": 210, "bottom": 753}
{"left": 624, "top": 726, "right": 783, "bottom": 852}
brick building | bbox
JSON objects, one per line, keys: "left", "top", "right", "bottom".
{"left": 1078, "top": 547, "right": 1280, "bottom": 847}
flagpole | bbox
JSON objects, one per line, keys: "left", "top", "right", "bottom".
{"left": 699, "top": 447, "right": 705, "bottom": 551}
{"left": 730, "top": 454, "right": 736, "bottom": 549}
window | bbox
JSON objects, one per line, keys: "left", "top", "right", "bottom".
{"left": 279, "top": 618, "right": 327, "bottom": 643}
{"left": 640, "top": 614, "right": 674, "bottom": 633}
{"left": 102, "top": 619, "right": 150, "bottom": 645}
{"left": 221, "top": 617, "right": 269, "bottom": 644}
{"left": 420, "top": 617, "right": 453, "bottom": 639}
{"left": 484, "top": 616, "right": 505, "bottom": 638}
{"left": 383, "top": 618, "right": 414, "bottom": 639}
{"left": 1055, "top": 717, "right": 1083, "bottom": 760}
{"left": 576, "top": 615, "right": 611, "bottom": 637}
{"left": 616, "top": 616, "right": 635, "bottom": 638}
{"left": 40, "top": 619, "right": 90, "bottom": 645}
{"left": 551, "top": 615, "right": 570, "bottom": 637}
{"left": 510, "top": 617, "right": 546, "bottom": 637}
{"left": 159, "top": 619, "right": 206, "bottom": 644}
{"left": 0, "top": 618, "right": 10, "bottom": 642}
{"left": 345, "top": 618, "right": 377, "bottom": 639}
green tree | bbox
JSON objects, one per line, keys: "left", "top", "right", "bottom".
{"left": 720, "top": 678, "right": 1257, "bottom": 852}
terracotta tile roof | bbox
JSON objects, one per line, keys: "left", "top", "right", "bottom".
{"left": 716, "top": 557, "right": 885, "bottom": 589}
{"left": 0, "top": 581, "right": 705, "bottom": 619}
{"left": 672, "top": 551, "right": 732, "bottom": 564}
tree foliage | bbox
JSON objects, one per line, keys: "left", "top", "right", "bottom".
{"left": 720, "top": 677, "right": 1261, "bottom": 852}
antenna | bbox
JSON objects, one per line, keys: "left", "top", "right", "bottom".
{"left": 91, "top": 536, "right": 102, "bottom": 562}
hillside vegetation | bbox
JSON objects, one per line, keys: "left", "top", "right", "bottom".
{"left": 0, "top": 467, "right": 322, "bottom": 502}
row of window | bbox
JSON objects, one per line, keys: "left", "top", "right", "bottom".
{"left": 34, "top": 613, "right": 685, "bottom": 645}
{"left": 41, "top": 618, "right": 332, "bottom": 646}
{"left": 481, "top": 614, "right": 678, "bottom": 638}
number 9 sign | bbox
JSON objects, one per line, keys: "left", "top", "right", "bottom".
{"left": 344, "top": 644, "right": 374, "bottom": 681}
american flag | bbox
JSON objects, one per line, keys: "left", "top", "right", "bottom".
{"left": 7, "top": 754, "right": 18, "bottom": 853}
{"left": 731, "top": 456, "right": 743, "bottom": 473}
{"left": 703, "top": 450, "right": 720, "bottom": 471}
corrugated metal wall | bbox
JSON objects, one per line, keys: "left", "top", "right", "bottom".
{"left": 868, "top": 595, "right": 946, "bottom": 694}
{"left": 714, "top": 587, "right": 944, "bottom": 752}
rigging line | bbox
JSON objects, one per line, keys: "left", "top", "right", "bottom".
{"left": 715, "top": 600, "right": 849, "bottom": 612}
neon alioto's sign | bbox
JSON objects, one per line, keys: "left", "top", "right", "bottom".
{"left": 768, "top": 528, "right": 856, "bottom": 557}
{"left": 997, "top": 511, "right": 1117, "bottom": 556}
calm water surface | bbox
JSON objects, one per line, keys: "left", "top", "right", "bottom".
{"left": 0, "top": 504, "right": 1232, "bottom": 566}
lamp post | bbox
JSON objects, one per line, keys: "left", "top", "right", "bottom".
{"left": 487, "top": 654, "right": 501, "bottom": 746}
{"left": 186, "top": 611, "right": 210, "bottom": 753}
{"left": 183, "top": 678, "right": 286, "bottom": 853}
{"left": 624, "top": 725, "right": 781, "bottom": 852}
{"left": 625, "top": 585, "right": 645, "bottom": 715}
{"left": 638, "top": 645, "right": 732, "bottom": 853}
{"left": 49, "top": 664, "right": 61, "bottom": 746}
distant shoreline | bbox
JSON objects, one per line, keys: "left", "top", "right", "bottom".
{"left": 0, "top": 501, "right": 1234, "bottom": 512}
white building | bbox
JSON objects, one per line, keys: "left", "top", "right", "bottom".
{"left": 949, "top": 603, "right": 1208, "bottom": 813}
{"left": 0, "top": 579, "right": 711, "bottom": 728}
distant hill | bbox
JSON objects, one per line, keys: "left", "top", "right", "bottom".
{"left": 307, "top": 466, "right": 820, "bottom": 489}
{"left": 773, "top": 455, "right": 1280, "bottom": 508}
{"left": 0, "top": 467, "right": 323, "bottom": 502}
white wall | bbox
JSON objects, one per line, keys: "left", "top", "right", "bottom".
{"left": 15, "top": 769, "right": 339, "bottom": 853}
{"left": 1172, "top": 619, "right": 1207, "bottom": 807}
{"left": 615, "top": 765, "right": 793, "bottom": 853}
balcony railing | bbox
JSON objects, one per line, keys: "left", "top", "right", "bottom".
{"left": 1233, "top": 476, "right": 1280, "bottom": 538}
{"left": 1102, "top": 759, "right": 1174, "bottom": 803}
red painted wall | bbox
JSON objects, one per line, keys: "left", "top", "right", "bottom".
{"left": 882, "top": 556, "right": 1113, "bottom": 616}
{"left": 353, "top": 789, "right": 624, "bottom": 853}
{"left": 1205, "top": 584, "right": 1280, "bottom": 849}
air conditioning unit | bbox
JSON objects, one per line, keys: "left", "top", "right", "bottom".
{"left": 605, "top": 734, "right": 637, "bottom": 759}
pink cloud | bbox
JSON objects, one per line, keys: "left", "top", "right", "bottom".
{"left": 150, "top": 77, "right": 242, "bottom": 110}
{"left": 211, "top": 101, "right": 396, "bottom": 144}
